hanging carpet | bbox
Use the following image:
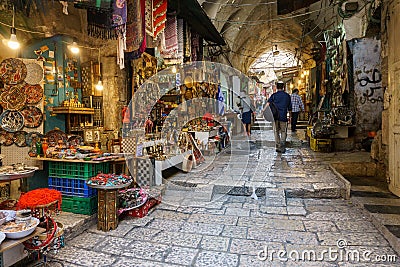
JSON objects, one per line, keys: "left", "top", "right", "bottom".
{"left": 145, "top": 0, "right": 167, "bottom": 39}
{"left": 74, "top": 0, "right": 118, "bottom": 39}
{"left": 161, "top": 15, "right": 178, "bottom": 59}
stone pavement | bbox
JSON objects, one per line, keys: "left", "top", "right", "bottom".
{"left": 43, "top": 122, "right": 399, "bottom": 266}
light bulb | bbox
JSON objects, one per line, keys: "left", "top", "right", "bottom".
{"left": 8, "top": 28, "right": 20, "bottom": 50}
{"left": 171, "top": 65, "right": 177, "bottom": 73}
{"left": 290, "top": 83, "right": 294, "bottom": 89}
{"left": 95, "top": 80, "right": 104, "bottom": 90}
{"left": 301, "top": 73, "right": 305, "bottom": 79}
{"left": 69, "top": 42, "right": 79, "bottom": 54}
{"left": 297, "top": 80, "right": 302, "bottom": 85}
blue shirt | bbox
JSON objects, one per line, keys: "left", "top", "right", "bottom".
{"left": 291, "top": 93, "right": 304, "bottom": 112}
{"left": 268, "top": 91, "right": 292, "bottom": 122}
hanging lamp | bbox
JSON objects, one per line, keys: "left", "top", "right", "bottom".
{"left": 8, "top": 6, "right": 20, "bottom": 50}
{"left": 95, "top": 48, "right": 104, "bottom": 91}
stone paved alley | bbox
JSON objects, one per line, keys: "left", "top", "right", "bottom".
{"left": 47, "top": 121, "right": 399, "bottom": 266}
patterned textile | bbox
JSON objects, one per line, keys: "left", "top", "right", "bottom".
{"left": 145, "top": 0, "right": 167, "bottom": 39}
{"left": 185, "top": 22, "right": 191, "bottom": 59}
{"left": 161, "top": 15, "right": 178, "bottom": 59}
{"left": 75, "top": 0, "right": 116, "bottom": 39}
{"left": 177, "top": 18, "right": 184, "bottom": 60}
{"left": 126, "top": 0, "right": 144, "bottom": 52}
{"left": 191, "top": 31, "right": 200, "bottom": 61}
{"left": 290, "top": 93, "right": 304, "bottom": 112}
{"left": 112, "top": 0, "right": 127, "bottom": 34}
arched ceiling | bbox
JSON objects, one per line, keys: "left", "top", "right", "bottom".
{"left": 199, "top": 0, "right": 340, "bottom": 73}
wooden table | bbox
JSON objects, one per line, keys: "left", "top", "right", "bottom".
{"left": 0, "top": 227, "right": 46, "bottom": 267}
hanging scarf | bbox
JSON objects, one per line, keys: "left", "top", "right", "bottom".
{"left": 161, "top": 15, "right": 178, "bottom": 59}
{"left": 112, "top": 0, "right": 127, "bottom": 35}
{"left": 126, "top": 0, "right": 144, "bottom": 52}
{"left": 145, "top": 0, "right": 167, "bottom": 39}
{"left": 177, "top": 18, "right": 184, "bottom": 60}
{"left": 75, "top": 0, "right": 116, "bottom": 39}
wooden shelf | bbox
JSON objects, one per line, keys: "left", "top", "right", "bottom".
{"left": 52, "top": 107, "right": 95, "bottom": 115}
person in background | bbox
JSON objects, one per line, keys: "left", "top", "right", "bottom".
{"left": 238, "top": 90, "right": 253, "bottom": 137}
{"left": 290, "top": 88, "right": 305, "bottom": 132}
{"left": 264, "top": 81, "right": 292, "bottom": 153}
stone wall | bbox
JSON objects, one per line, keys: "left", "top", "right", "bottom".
{"left": 350, "top": 37, "right": 383, "bottom": 139}
{"left": 101, "top": 56, "right": 127, "bottom": 132}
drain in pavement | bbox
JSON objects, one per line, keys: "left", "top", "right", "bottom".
{"left": 170, "top": 181, "right": 198, "bottom": 188}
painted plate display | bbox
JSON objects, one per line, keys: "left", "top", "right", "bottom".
{"left": 45, "top": 129, "right": 67, "bottom": 146}
{"left": 0, "top": 83, "right": 27, "bottom": 111}
{"left": 68, "top": 135, "right": 83, "bottom": 147}
{"left": 24, "top": 84, "right": 43, "bottom": 104}
{"left": 13, "top": 131, "right": 28, "bottom": 147}
{"left": 0, "top": 58, "right": 27, "bottom": 85}
{"left": 20, "top": 106, "right": 43, "bottom": 128}
{"left": 0, "top": 111, "right": 24, "bottom": 132}
{"left": 26, "top": 132, "right": 44, "bottom": 146}
{"left": 0, "top": 130, "right": 14, "bottom": 146}
{"left": 24, "top": 63, "right": 43, "bottom": 85}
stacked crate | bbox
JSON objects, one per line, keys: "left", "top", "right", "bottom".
{"left": 48, "top": 161, "right": 109, "bottom": 215}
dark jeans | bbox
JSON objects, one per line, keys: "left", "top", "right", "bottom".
{"left": 291, "top": 112, "right": 299, "bottom": 131}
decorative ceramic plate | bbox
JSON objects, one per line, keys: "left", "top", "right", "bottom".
{"left": 26, "top": 132, "right": 44, "bottom": 146}
{"left": 46, "top": 129, "right": 67, "bottom": 146}
{"left": 0, "top": 58, "right": 27, "bottom": 85}
{"left": 24, "top": 84, "right": 43, "bottom": 104}
{"left": 20, "top": 106, "right": 43, "bottom": 128}
{"left": 0, "top": 130, "right": 14, "bottom": 146}
{"left": 68, "top": 135, "right": 83, "bottom": 147}
{"left": 13, "top": 131, "right": 28, "bottom": 147}
{"left": 0, "top": 83, "right": 27, "bottom": 111}
{"left": 24, "top": 63, "right": 43, "bottom": 85}
{"left": 0, "top": 111, "right": 24, "bottom": 132}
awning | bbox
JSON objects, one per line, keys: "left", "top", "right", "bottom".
{"left": 168, "top": 0, "right": 226, "bottom": 46}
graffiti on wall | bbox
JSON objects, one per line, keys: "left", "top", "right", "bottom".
{"left": 357, "top": 68, "right": 383, "bottom": 104}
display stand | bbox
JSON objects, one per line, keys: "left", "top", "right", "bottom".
{"left": 86, "top": 182, "right": 131, "bottom": 232}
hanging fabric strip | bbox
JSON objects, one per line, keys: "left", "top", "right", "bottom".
{"left": 152, "top": 0, "right": 167, "bottom": 39}
{"left": 75, "top": 0, "right": 116, "bottom": 39}
{"left": 126, "top": 0, "right": 144, "bottom": 52}
{"left": 145, "top": 0, "right": 167, "bottom": 39}
{"left": 177, "top": 18, "right": 184, "bottom": 61}
{"left": 161, "top": 15, "right": 178, "bottom": 59}
{"left": 112, "top": 0, "right": 127, "bottom": 36}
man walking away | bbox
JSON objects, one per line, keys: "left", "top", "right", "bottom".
{"left": 290, "top": 88, "right": 305, "bottom": 132}
{"left": 264, "top": 81, "right": 292, "bottom": 153}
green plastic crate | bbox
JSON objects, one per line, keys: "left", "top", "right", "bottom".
{"left": 49, "top": 161, "right": 110, "bottom": 179}
{"left": 61, "top": 195, "right": 98, "bottom": 215}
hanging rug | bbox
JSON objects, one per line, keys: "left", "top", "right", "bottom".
{"left": 24, "top": 63, "right": 44, "bottom": 85}
{"left": 20, "top": 106, "right": 43, "bottom": 128}
{"left": 0, "top": 58, "right": 27, "bottom": 85}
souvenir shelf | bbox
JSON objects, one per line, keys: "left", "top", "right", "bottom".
{"left": 52, "top": 107, "right": 95, "bottom": 134}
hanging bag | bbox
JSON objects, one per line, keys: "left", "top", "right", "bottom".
{"left": 263, "top": 95, "right": 279, "bottom": 122}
